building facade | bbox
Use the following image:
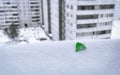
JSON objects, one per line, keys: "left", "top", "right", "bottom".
{"left": 0, "top": 0, "right": 19, "bottom": 29}
{"left": 114, "top": 0, "right": 120, "bottom": 20}
{"left": 0, "top": 0, "right": 41, "bottom": 29}
{"left": 40, "top": 0, "right": 51, "bottom": 34}
{"left": 18, "top": 0, "right": 41, "bottom": 27}
{"left": 50, "top": 0, "right": 66, "bottom": 40}
{"left": 50, "top": 0, "right": 115, "bottom": 40}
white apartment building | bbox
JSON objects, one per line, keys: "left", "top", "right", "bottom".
{"left": 0, "top": 0, "right": 41, "bottom": 29}
{"left": 18, "top": 0, "right": 41, "bottom": 27}
{"left": 50, "top": 0, "right": 66, "bottom": 40}
{"left": 50, "top": 0, "right": 115, "bottom": 41}
{"left": 114, "top": 0, "right": 120, "bottom": 20}
{"left": 0, "top": 0, "right": 19, "bottom": 29}
{"left": 40, "top": 0, "right": 51, "bottom": 34}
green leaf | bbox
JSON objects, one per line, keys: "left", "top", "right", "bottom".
{"left": 76, "top": 42, "right": 86, "bottom": 52}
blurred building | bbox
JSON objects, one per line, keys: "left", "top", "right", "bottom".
{"left": 49, "top": 0, "right": 66, "bottom": 40}
{"left": 17, "top": 0, "right": 41, "bottom": 27}
{"left": 40, "top": 0, "right": 51, "bottom": 34}
{"left": 0, "top": 0, "right": 19, "bottom": 29}
{"left": 47, "top": 0, "right": 115, "bottom": 40}
{"left": 0, "top": 0, "right": 41, "bottom": 29}
{"left": 114, "top": 0, "right": 120, "bottom": 20}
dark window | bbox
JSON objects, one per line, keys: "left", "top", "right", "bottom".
{"left": 78, "top": 5, "right": 95, "bottom": 10}
{"left": 67, "top": 5, "right": 69, "bottom": 8}
{"left": 30, "top": 2, "right": 39, "bottom": 4}
{"left": 6, "top": 21, "right": 19, "bottom": 23}
{"left": 100, "top": 4, "right": 114, "bottom": 9}
{"left": 14, "top": 21, "right": 19, "bottom": 23}
{"left": 77, "top": 15, "right": 98, "bottom": 20}
{"left": 12, "top": 6, "right": 17, "bottom": 8}
{"left": 96, "top": 30, "right": 111, "bottom": 35}
{"left": 31, "top": 6, "right": 39, "bottom": 8}
{"left": 32, "top": 16, "right": 40, "bottom": 19}
{"left": 13, "top": 14, "right": 18, "bottom": 16}
{"left": 77, "top": 23, "right": 96, "bottom": 29}
{"left": 0, "top": 10, "right": 4, "bottom": 12}
{"left": 31, "top": 9, "right": 39, "bottom": 11}
{"left": 67, "top": 13, "right": 69, "bottom": 16}
{"left": 71, "top": 5, "right": 73, "bottom": 9}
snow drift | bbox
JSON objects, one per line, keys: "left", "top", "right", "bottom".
{"left": 0, "top": 39, "right": 120, "bottom": 75}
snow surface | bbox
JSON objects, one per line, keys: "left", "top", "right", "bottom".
{"left": 19, "top": 27, "right": 50, "bottom": 43}
{"left": 0, "top": 27, "right": 50, "bottom": 44}
{"left": 0, "top": 30, "right": 10, "bottom": 44}
{"left": 0, "top": 39, "right": 120, "bottom": 75}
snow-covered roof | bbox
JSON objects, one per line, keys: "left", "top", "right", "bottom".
{"left": 0, "top": 39, "right": 120, "bottom": 75}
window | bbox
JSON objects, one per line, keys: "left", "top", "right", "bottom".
{"left": 13, "top": 14, "right": 18, "bottom": 16}
{"left": 71, "top": 5, "right": 73, "bottom": 9}
{"left": 109, "top": 14, "right": 113, "bottom": 17}
{"left": 100, "top": 4, "right": 114, "bottom": 9}
{"left": 77, "top": 23, "right": 96, "bottom": 29}
{"left": 71, "top": 14, "right": 73, "bottom": 18}
{"left": 67, "top": 5, "right": 69, "bottom": 8}
{"left": 12, "top": 6, "right": 17, "bottom": 8}
{"left": 96, "top": 30, "right": 111, "bottom": 35}
{"left": 70, "top": 23, "right": 73, "bottom": 26}
{"left": 100, "top": 13, "right": 113, "bottom": 18}
{"left": 67, "top": 13, "right": 69, "bottom": 16}
{"left": 0, "top": 10, "right": 4, "bottom": 12}
{"left": 77, "top": 15, "right": 98, "bottom": 20}
{"left": 99, "top": 22, "right": 112, "bottom": 26}
{"left": 78, "top": 5, "right": 94, "bottom": 10}
{"left": 76, "top": 32, "right": 93, "bottom": 37}
{"left": 100, "top": 14, "right": 103, "bottom": 18}
{"left": 32, "top": 16, "right": 40, "bottom": 19}
{"left": 32, "top": 20, "right": 40, "bottom": 22}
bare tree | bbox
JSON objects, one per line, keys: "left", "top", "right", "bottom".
{"left": 4, "top": 23, "right": 19, "bottom": 40}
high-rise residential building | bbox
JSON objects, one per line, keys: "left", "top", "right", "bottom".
{"left": 50, "top": 0, "right": 66, "bottom": 40}
{"left": 40, "top": 0, "right": 51, "bottom": 34}
{"left": 49, "top": 0, "right": 115, "bottom": 41}
{"left": 114, "top": 0, "right": 120, "bottom": 20}
{"left": 0, "top": 0, "right": 19, "bottom": 29}
{"left": 17, "top": 0, "right": 31, "bottom": 27}
{"left": 0, "top": 0, "right": 41, "bottom": 29}
{"left": 18, "top": 0, "right": 41, "bottom": 27}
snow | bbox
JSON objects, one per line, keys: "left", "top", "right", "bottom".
{"left": 0, "top": 27, "right": 50, "bottom": 44}
{"left": 19, "top": 27, "right": 50, "bottom": 43}
{"left": 0, "top": 21, "right": 120, "bottom": 75}
{"left": 0, "top": 30, "right": 10, "bottom": 44}
{"left": 0, "top": 39, "right": 120, "bottom": 75}
{"left": 20, "top": 27, "right": 48, "bottom": 39}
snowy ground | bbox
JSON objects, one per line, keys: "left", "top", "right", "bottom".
{"left": 19, "top": 27, "right": 50, "bottom": 43}
{"left": 0, "top": 39, "right": 120, "bottom": 75}
{"left": 0, "top": 27, "right": 50, "bottom": 44}
{"left": 0, "top": 30, "right": 10, "bottom": 44}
